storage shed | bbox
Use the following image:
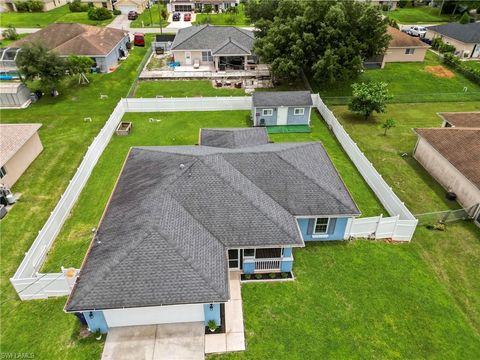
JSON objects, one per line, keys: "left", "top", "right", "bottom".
{"left": 252, "top": 91, "right": 313, "bottom": 127}
{"left": 0, "top": 82, "right": 31, "bottom": 109}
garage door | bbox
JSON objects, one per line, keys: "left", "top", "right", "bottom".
{"left": 103, "top": 304, "right": 204, "bottom": 328}
{"left": 117, "top": 5, "right": 137, "bottom": 13}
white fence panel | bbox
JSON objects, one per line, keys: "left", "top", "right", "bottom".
{"left": 11, "top": 274, "right": 70, "bottom": 300}
{"left": 124, "top": 97, "right": 252, "bottom": 112}
{"left": 349, "top": 217, "right": 381, "bottom": 238}
{"left": 375, "top": 216, "right": 399, "bottom": 238}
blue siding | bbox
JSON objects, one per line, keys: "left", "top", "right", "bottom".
{"left": 287, "top": 106, "right": 311, "bottom": 125}
{"left": 83, "top": 311, "right": 108, "bottom": 333}
{"left": 254, "top": 107, "right": 278, "bottom": 126}
{"left": 203, "top": 304, "right": 221, "bottom": 326}
{"left": 243, "top": 260, "right": 255, "bottom": 274}
{"left": 298, "top": 217, "right": 349, "bottom": 241}
{"left": 253, "top": 106, "right": 311, "bottom": 126}
{"left": 96, "top": 35, "right": 130, "bottom": 73}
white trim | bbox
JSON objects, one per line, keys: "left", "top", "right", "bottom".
{"left": 293, "top": 108, "right": 305, "bottom": 116}
{"left": 262, "top": 108, "right": 273, "bottom": 116}
{"left": 313, "top": 217, "right": 330, "bottom": 235}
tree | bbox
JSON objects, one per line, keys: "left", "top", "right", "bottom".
{"left": 65, "top": 55, "right": 94, "bottom": 75}
{"left": 459, "top": 11, "right": 470, "bottom": 23}
{"left": 244, "top": 0, "right": 279, "bottom": 22}
{"left": 381, "top": 118, "right": 397, "bottom": 135}
{"left": 2, "top": 25, "right": 19, "bottom": 41}
{"left": 203, "top": 4, "right": 213, "bottom": 13}
{"left": 348, "top": 82, "right": 392, "bottom": 120}
{"left": 254, "top": 0, "right": 390, "bottom": 84}
{"left": 87, "top": 7, "right": 112, "bottom": 20}
{"left": 16, "top": 43, "right": 66, "bottom": 93}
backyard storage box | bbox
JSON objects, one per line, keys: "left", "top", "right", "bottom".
{"left": 0, "top": 82, "right": 31, "bottom": 109}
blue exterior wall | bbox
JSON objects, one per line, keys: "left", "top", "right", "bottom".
{"left": 96, "top": 35, "right": 130, "bottom": 73}
{"left": 287, "top": 106, "right": 311, "bottom": 125}
{"left": 243, "top": 260, "right": 255, "bottom": 274}
{"left": 280, "top": 247, "right": 293, "bottom": 272}
{"left": 253, "top": 107, "right": 278, "bottom": 126}
{"left": 253, "top": 106, "right": 311, "bottom": 126}
{"left": 83, "top": 311, "right": 108, "bottom": 333}
{"left": 203, "top": 304, "right": 221, "bottom": 326}
{"left": 298, "top": 217, "right": 350, "bottom": 241}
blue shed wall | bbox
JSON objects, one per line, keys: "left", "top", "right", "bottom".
{"left": 83, "top": 311, "right": 108, "bottom": 333}
{"left": 203, "top": 304, "right": 221, "bottom": 326}
{"left": 254, "top": 106, "right": 278, "bottom": 126}
{"left": 287, "top": 106, "right": 311, "bottom": 125}
{"left": 298, "top": 217, "right": 350, "bottom": 241}
{"left": 253, "top": 106, "right": 311, "bottom": 126}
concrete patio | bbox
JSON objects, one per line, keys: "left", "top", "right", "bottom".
{"left": 139, "top": 65, "right": 270, "bottom": 80}
{"left": 205, "top": 271, "right": 246, "bottom": 354}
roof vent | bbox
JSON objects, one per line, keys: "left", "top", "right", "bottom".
{"left": 179, "top": 164, "right": 185, "bottom": 170}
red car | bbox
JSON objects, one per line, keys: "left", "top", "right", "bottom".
{"left": 134, "top": 33, "right": 145, "bottom": 47}
{"left": 184, "top": 13, "right": 191, "bottom": 21}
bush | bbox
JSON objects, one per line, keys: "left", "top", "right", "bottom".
{"left": 28, "top": 0, "right": 44, "bottom": 11}
{"left": 15, "top": 1, "right": 30, "bottom": 12}
{"left": 2, "top": 25, "right": 19, "bottom": 41}
{"left": 443, "top": 52, "right": 461, "bottom": 66}
{"left": 197, "top": 15, "right": 212, "bottom": 24}
{"left": 113, "top": 9, "right": 121, "bottom": 15}
{"left": 439, "top": 43, "right": 456, "bottom": 54}
{"left": 69, "top": 0, "right": 88, "bottom": 12}
{"left": 244, "top": 274, "right": 252, "bottom": 280}
{"left": 398, "top": 0, "right": 409, "bottom": 8}
{"left": 381, "top": 4, "right": 390, "bottom": 11}
{"left": 203, "top": 4, "right": 213, "bottom": 13}
{"left": 281, "top": 272, "right": 289, "bottom": 279}
{"left": 254, "top": 273, "right": 262, "bottom": 280}
{"left": 459, "top": 12, "right": 470, "bottom": 24}
{"left": 431, "top": 37, "right": 442, "bottom": 50}
{"left": 225, "top": 14, "right": 236, "bottom": 24}
{"left": 88, "top": 7, "right": 113, "bottom": 20}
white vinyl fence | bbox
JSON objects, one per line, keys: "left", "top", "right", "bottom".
{"left": 11, "top": 95, "right": 417, "bottom": 300}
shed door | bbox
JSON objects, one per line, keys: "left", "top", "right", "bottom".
{"left": 277, "top": 107, "right": 288, "bottom": 125}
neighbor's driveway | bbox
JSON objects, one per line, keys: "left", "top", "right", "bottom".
{"left": 102, "top": 322, "right": 205, "bottom": 360}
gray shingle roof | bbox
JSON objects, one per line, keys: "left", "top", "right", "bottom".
{"left": 199, "top": 128, "right": 269, "bottom": 148}
{"left": 253, "top": 91, "right": 313, "bottom": 107}
{"left": 428, "top": 22, "right": 480, "bottom": 44}
{"left": 66, "top": 140, "right": 359, "bottom": 312}
{"left": 171, "top": 25, "right": 254, "bottom": 55}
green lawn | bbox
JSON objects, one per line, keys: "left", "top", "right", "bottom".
{"left": 194, "top": 5, "right": 251, "bottom": 26}
{"left": 130, "top": 4, "right": 169, "bottom": 28}
{"left": 0, "top": 33, "right": 28, "bottom": 47}
{"left": 0, "top": 5, "right": 115, "bottom": 28}
{"left": 134, "top": 80, "right": 246, "bottom": 97}
{"left": 315, "top": 51, "right": 480, "bottom": 104}
{"left": 0, "top": 38, "right": 152, "bottom": 359}
{"left": 383, "top": 6, "right": 455, "bottom": 24}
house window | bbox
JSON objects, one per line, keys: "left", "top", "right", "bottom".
{"left": 243, "top": 249, "right": 255, "bottom": 258}
{"left": 0, "top": 166, "right": 6, "bottom": 179}
{"left": 202, "top": 51, "right": 212, "bottom": 62}
{"left": 262, "top": 109, "right": 273, "bottom": 116}
{"left": 102, "top": 2, "right": 107, "bottom": 8}
{"left": 293, "top": 108, "right": 304, "bottom": 116}
{"left": 314, "top": 218, "right": 329, "bottom": 234}
{"left": 405, "top": 48, "right": 415, "bottom": 55}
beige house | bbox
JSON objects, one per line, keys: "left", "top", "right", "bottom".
{"left": 413, "top": 114, "right": 480, "bottom": 214}
{"left": 0, "top": 124, "right": 43, "bottom": 188}
{"left": 382, "top": 26, "right": 429, "bottom": 67}
{"left": 115, "top": 0, "right": 148, "bottom": 13}
{"left": 426, "top": 22, "right": 480, "bottom": 59}
{"left": 168, "top": 0, "right": 238, "bottom": 13}
{"left": 0, "top": 0, "right": 67, "bottom": 12}
{"left": 79, "top": 0, "right": 113, "bottom": 10}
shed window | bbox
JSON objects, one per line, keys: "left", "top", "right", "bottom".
{"left": 405, "top": 48, "right": 415, "bottom": 55}
{"left": 0, "top": 166, "right": 6, "bottom": 179}
{"left": 262, "top": 109, "right": 273, "bottom": 116}
{"left": 314, "top": 218, "right": 329, "bottom": 234}
{"left": 202, "top": 51, "right": 212, "bottom": 62}
{"left": 294, "top": 108, "right": 305, "bottom": 116}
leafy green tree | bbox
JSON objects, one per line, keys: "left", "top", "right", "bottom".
{"left": 348, "top": 82, "right": 392, "bottom": 120}
{"left": 65, "top": 55, "right": 94, "bottom": 75}
{"left": 381, "top": 118, "right": 397, "bottom": 135}
{"left": 87, "top": 7, "right": 112, "bottom": 20}
{"left": 244, "top": 0, "right": 278, "bottom": 22}
{"left": 16, "top": 43, "right": 66, "bottom": 92}
{"left": 203, "top": 4, "right": 213, "bottom": 13}
{"left": 459, "top": 11, "right": 470, "bottom": 23}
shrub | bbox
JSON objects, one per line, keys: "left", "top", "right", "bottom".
{"left": 398, "top": 0, "right": 409, "bottom": 8}
{"left": 439, "top": 43, "right": 456, "bottom": 54}
{"left": 69, "top": 0, "right": 88, "bottom": 12}
{"left": 244, "top": 274, "right": 252, "bottom": 280}
{"left": 381, "top": 4, "right": 390, "bottom": 11}
{"left": 459, "top": 12, "right": 470, "bottom": 24}
{"left": 203, "top": 4, "right": 213, "bottom": 13}
{"left": 15, "top": 1, "right": 29, "bottom": 12}
{"left": 207, "top": 319, "right": 217, "bottom": 331}
{"left": 28, "top": 0, "right": 44, "bottom": 11}
{"left": 388, "top": 18, "right": 399, "bottom": 29}
{"left": 433, "top": 223, "right": 446, "bottom": 231}
{"left": 226, "top": 6, "right": 238, "bottom": 14}
{"left": 197, "top": 15, "right": 212, "bottom": 24}
{"left": 254, "top": 273, "right": 262, "bottom": 280}
{"left": 443, "top": 52, "right": 461, "bottom": 66}
{"left": 2, "top": 25, "right": 19, "bottom": 41}
{"left": 431, "top": 37, "right": 442, "bottom": 50}
{"left": 113, "top": 9, "right": 121, "bottom": 15}
{"left": 225, "top": 14, "right": 236, "bottom": 24}
{"left": 281, "top": 272, "right": 289, "bottom": 279}
{"left": 88, "top": 7, "right": 113, "bottom": 20}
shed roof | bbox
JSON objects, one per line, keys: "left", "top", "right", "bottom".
{"left": 439, "top": 112, "right": 480, "bottom": 128}
{"left": 427, "top": 22, "right": 480, "bottom": 44}
{"left": 253, "top": 91, "right": 313, "bottom": 107}
{"left": 199, "top": 128, "right": 269, "bottom": 148}
{"left": 65, "top": 139, "right": 359, "bottom": 312}
{"left": 0, "top": 82, "right": 24, "bottom": 94}
{"left": 387, "top": 26, "right": 429, "bottom": 48}
{"left": 0, "top": 123, "right": 42, "bottom": 165}
{"left": 415, "top": 127, "right": 480, "bottom": 188}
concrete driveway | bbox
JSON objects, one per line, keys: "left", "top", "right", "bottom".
{"left": 102, "top": 322, "right": 205, "bottom": 360}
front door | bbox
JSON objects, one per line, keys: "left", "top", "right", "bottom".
{"left": 228, "top": 249, "right": 241, "bottom": 270}
{"left": 277, "top": 107, "right": 288, "bottom": 125}
{"left": 185, "top": 51, "right": 192, "bottom": 65}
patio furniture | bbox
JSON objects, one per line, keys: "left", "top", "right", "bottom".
{"left": 215, "top": 80, "right": 223, "bottom": 87}
{"left": 234, "top": 82, "right": 242, "bottom": 89}
{"left": 193, "top": 59, "right": 200, "bottom": 69}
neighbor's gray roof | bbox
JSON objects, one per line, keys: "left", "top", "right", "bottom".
{"left": 253, "top": 91, "right": 313, "bottom": 107}
{"left": 427, "top": 22, "right": 480, "bottom": 44}
{"left": 171, "top": 25, "right": 254, "bottom": 55}
{"left": 66, "top": 141, "right": 359, "bottom": 312}
{"left": 199, "top": 128, "right": 269, "bottom": 148}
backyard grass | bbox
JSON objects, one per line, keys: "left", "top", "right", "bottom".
{"left": 315, "top": 51, "right": 480, "bottom": 104}
{"left": 194, "top": 4, "right": 251, "bottom": 26}
{"left": 134, "top": 80, "right": 246, "bottom": 97}
{"left": 130, "top": 4, "right": 169, "bottom": 28}
{"left": 0, "top": 33, "right": 28, "bottom": 47}
{"left": 0, "top": 38, "right": 152, "bottom": 359}
{"left": 383, "top": 6, "right": 455, "bottom": 24}
{"left": 0, "top": 5, "right": 115, "bottom": 28}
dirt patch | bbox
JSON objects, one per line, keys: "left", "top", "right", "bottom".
{"left": 424, "top": 65, "right": 455, "bottom": 78}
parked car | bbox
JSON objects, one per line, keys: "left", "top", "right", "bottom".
{"left": 184, "top": 13, "right": 191, "bottom": 21}
{"left": 172, "top": 12, "right": 181, "bottom": 21}
{"left": 134, "top": 33, "right": 145, "bottom": 47}
{"left": 128, "top": 11, "right": 138, "bottom": 20}
{"left": 407, "top": 26, "right": 427, "bottom": 37}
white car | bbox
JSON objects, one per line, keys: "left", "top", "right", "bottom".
{"left": 407, "top": 26, "right": 427, "bottom": 37}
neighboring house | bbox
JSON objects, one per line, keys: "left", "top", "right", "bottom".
{"left": 365, "top": 26, "right": 429, "bottom": 68}
{"left": 10, "top": 23, "right": 130, "bottom": 73}
{"left": 80, "top": 0, "right": 114, "bottom": 10}
{"left": 439, "top": 112, "right": 480, "bottom": 128}
{"left": 0, "top": 124, "right": 43, "bottom": 188}
{"left": 357, "top": 0, "right": 397, "bottom": 10}
{"left": 115, "top": 0, "right": 148, "bottom": 13}
{"left": 168, "top": 0, "right": 238, "bottom": 13}
{"left": 0, "top": 82, "right": 31, "bottom": 109}
{"left": 426, "top": 22, "right": 480, "bottom": 59}
{"left": 413, "top": 117, "right": 480, "bottom": 212}
{"left": 65, "top": 129, "right": 360, "bottom": 333}
{"left": 252, "top": 91, "right": 313, "bottom": 127}
{"left": 171, "top": 25, "right": 256, "bottom": 71}
{"left": 0, "top": 0, "right": 67, "bottom": 12}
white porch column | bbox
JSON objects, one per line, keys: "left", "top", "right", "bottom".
{"left": 244, "top": 55, "right": 248, "bottom": 70}
{"left": 214, "top": 57, "right": 219, "bottom": 72}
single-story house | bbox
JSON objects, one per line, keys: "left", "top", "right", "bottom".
{"left": 426, "top": 22, "right": 480, "bottom": 59}
{"left": 65, "top": 128, "right": 360, "bottom": 333}
{"left": 0, "top": 123, "right": 43, "bottom": 188}
{"left": 252, "top": 91, "right": 313, "bottom": 127}
{"left": 0, "top": 0, "right": 67, "bottom": 12}
{"left": 115, "top": 0, "right": 148, "bottom": 14}
{"left": 168, "top": 0, "right": 238, "bottom": 13}
{"left": 365, "top": 26, "right": 429, "bottom": 68}
{"left": 413, "top": 121, "right": 480, "bottom": 211}
{"left": 357, "top": 0, "right": 397, "bottom": 10}
{"left": 171, "top": 25, "right": 256, "bottom": 71}
{"left": 10, "top": 23, "right": 130, "bottom": 73}
{"left": 79, "top": 0, "right": 114, "bottom": 10}
{"left": 0, "top": 82, "right": 31, "bottom": 109}
{"left": 439, "top": 112, "right": 480, "bottom": 128}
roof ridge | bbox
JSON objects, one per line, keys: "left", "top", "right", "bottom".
{"left": 172, "top": 25, "right": 208, "bottom": 49}
{"left": 232, "top": 26, "right": 255, "bottom": 39}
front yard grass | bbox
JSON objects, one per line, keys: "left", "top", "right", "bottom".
{"left": 130, "top": 4, "right": 169, "bottom": 28}
{"left": 0, "top": 5, "right": 115, "bottom": 28}
{"left": 194, "top": 4, "right": 251, "bottom": 26}
{"left": 383, "top": 6, "right": 455, "bottom": 24}
{"left": 315, "top": 51, "right": 480, "bottom": 104}
{"left": 134, "top": 80, "right": 246, "bottom": 97}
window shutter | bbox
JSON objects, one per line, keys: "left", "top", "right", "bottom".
{"left": 327, "top": 218, "right": 337, "bottom": 235}
{"left": 307, "top": 219, "right": 315, "bottom": 235}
